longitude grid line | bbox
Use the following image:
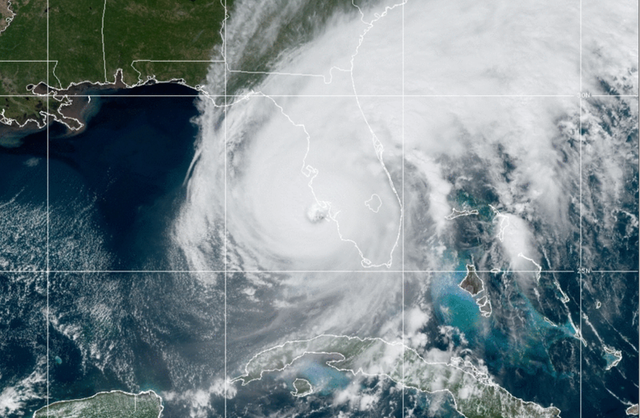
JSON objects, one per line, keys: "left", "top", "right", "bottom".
{"left": 401, "top": 2, "right": 405, "bottom": 417}
{"left": 46, "top": 0, "right": 50, "bottom": 412}
{"left": 579, "top": 0, "right": 583, "bottom": 415}
{"left": 223, "top": 0, "right": 228, "bottom": 416}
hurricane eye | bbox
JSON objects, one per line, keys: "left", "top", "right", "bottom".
{"left": 306, "top": 203, "right": 329, "bottom": 223}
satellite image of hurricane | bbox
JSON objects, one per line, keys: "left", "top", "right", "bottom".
{"left": 0, "top": 0, "right": 638, "bottom": 417}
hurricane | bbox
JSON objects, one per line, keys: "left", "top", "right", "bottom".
{"left": 174, "top": 0, "right": 636, "bottom": 275}
{"left": 164, "top": 0, "right": 638, "bottom": 415}
{"left": 1, "top": 0, "right": 637, "bottom": 417}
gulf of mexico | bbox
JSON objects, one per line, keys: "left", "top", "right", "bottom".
{"left": 4, "top": 83, "right": 204, "bottom": 271}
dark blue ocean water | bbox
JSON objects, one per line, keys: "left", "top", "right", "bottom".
{"left": 0, "top": 83, "right": 206, "bottom": 417}
{"left": 1, "top": 83, "right": 637, "bottom": 418}
{"left": 11, "top": 83, "right": 201, "bottom": 271}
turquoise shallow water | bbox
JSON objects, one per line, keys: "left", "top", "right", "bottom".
{"left": 293, "top": 356, "right": 352, "bottom": 395}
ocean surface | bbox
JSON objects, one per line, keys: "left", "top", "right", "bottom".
{"left": 0, "top": 84, "right": 210, "bottom": 417}
{"left": 8, "top": 83, "right": 201, "bottom": 271}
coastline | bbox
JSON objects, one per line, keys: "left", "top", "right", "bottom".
{"left": 32, "top": 389, "right": 164, "bottom": 418}
{"left": 0, "top": 67, "right": 207, "bottom": 146}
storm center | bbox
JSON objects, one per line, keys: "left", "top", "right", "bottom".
{"left": 306, "top": 202, "right": 329, "bottom": 224}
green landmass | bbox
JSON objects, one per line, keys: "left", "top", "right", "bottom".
{"left": 0, "top": 0, "right": 227, "bottom": 127}
{"left": 33, "top": 390, "right": 162, "bottom": 418}
{"left": 49, "top": 0, "right": 105, "bottom": 88}
{"left": 130, "top": 60, "right": 220, "bottom": 88}
{"left": 291, "top": 378, "right": 313, "bottom": 397}
{"left": 0, "top": 0, "right": 47, "bottom": 60}
{"left": 0, "top": 62, "right": 50, "bottom": 126}
{"left": 235, "top": 335, "right": 561, "bottom": 418}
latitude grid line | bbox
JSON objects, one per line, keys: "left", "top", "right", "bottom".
{"left": 6, "top": 269, "right": 640, "bottom": 274}
{"left": 3, "top": 93, "right": 639, "bottom": 98}
{"left": 0, "top": 60, "right": 227, "bottom": 62}
{"left": 25, "top": 1, "right": 638, "bottom": 417}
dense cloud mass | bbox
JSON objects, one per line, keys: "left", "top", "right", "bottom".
{"left": 177, "top": 0, "right": 634, "bottom": 285}
{"left": 168, "top": 0, "right": 639, "bottom": 415}
{"left": 0, "top": 1, "right": 636, "bottom": 417}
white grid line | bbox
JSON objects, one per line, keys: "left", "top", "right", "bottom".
{"left": 223, "top": 0, "right": 228, "bottom": 416}
{"left": 130, "top": 60, "right": 226, "bottom": 62}
{"left": 0, "top": 60, "right": 226, "bottom": 62}
{"left": 579, "top": 0, "right": 583, "bottom": 414}
{"left": 46, "top": 0, "right": 50, "bottom": 412}
{"left": 101, "top": 0, "right": 107, "bottom": 81}
{"left": 590, "top": 94, "right": 639, "bottom": 97}
{"left": 2, "top": 269, "right": 590, "bottom": 274}
{"left": 401, "top": 3, "right": 406, "bottom": 416}
{"left": 3, "top": 93, "right": 637, "bottom": 98}
{"left": 636, "top": 2, "right": 640, "bottom": 414}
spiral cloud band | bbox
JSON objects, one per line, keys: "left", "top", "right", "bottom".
{"left": 175, "top": 0, "right": 636, "bottom": 277}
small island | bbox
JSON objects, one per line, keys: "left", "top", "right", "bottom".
{"left": 445, "top": 208, "right": 479, "bottom": 220}
{"left": 291, "top": 378, "right": 313, "bottom": 397}
{"left": 603, "top": 345, "right": 623, "bottom": 370}
{"left": 459, "top": 264, "right": 484, "bottom": 296}
{"left": 476, "top": 295, "right": 493, "bottom": 317}
{"left": 33, "top": 390, "right": 163, "bottom": 418}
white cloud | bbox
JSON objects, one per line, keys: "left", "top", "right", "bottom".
{"left": 0, "top": 369, "right": 45, "bottom": 417}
